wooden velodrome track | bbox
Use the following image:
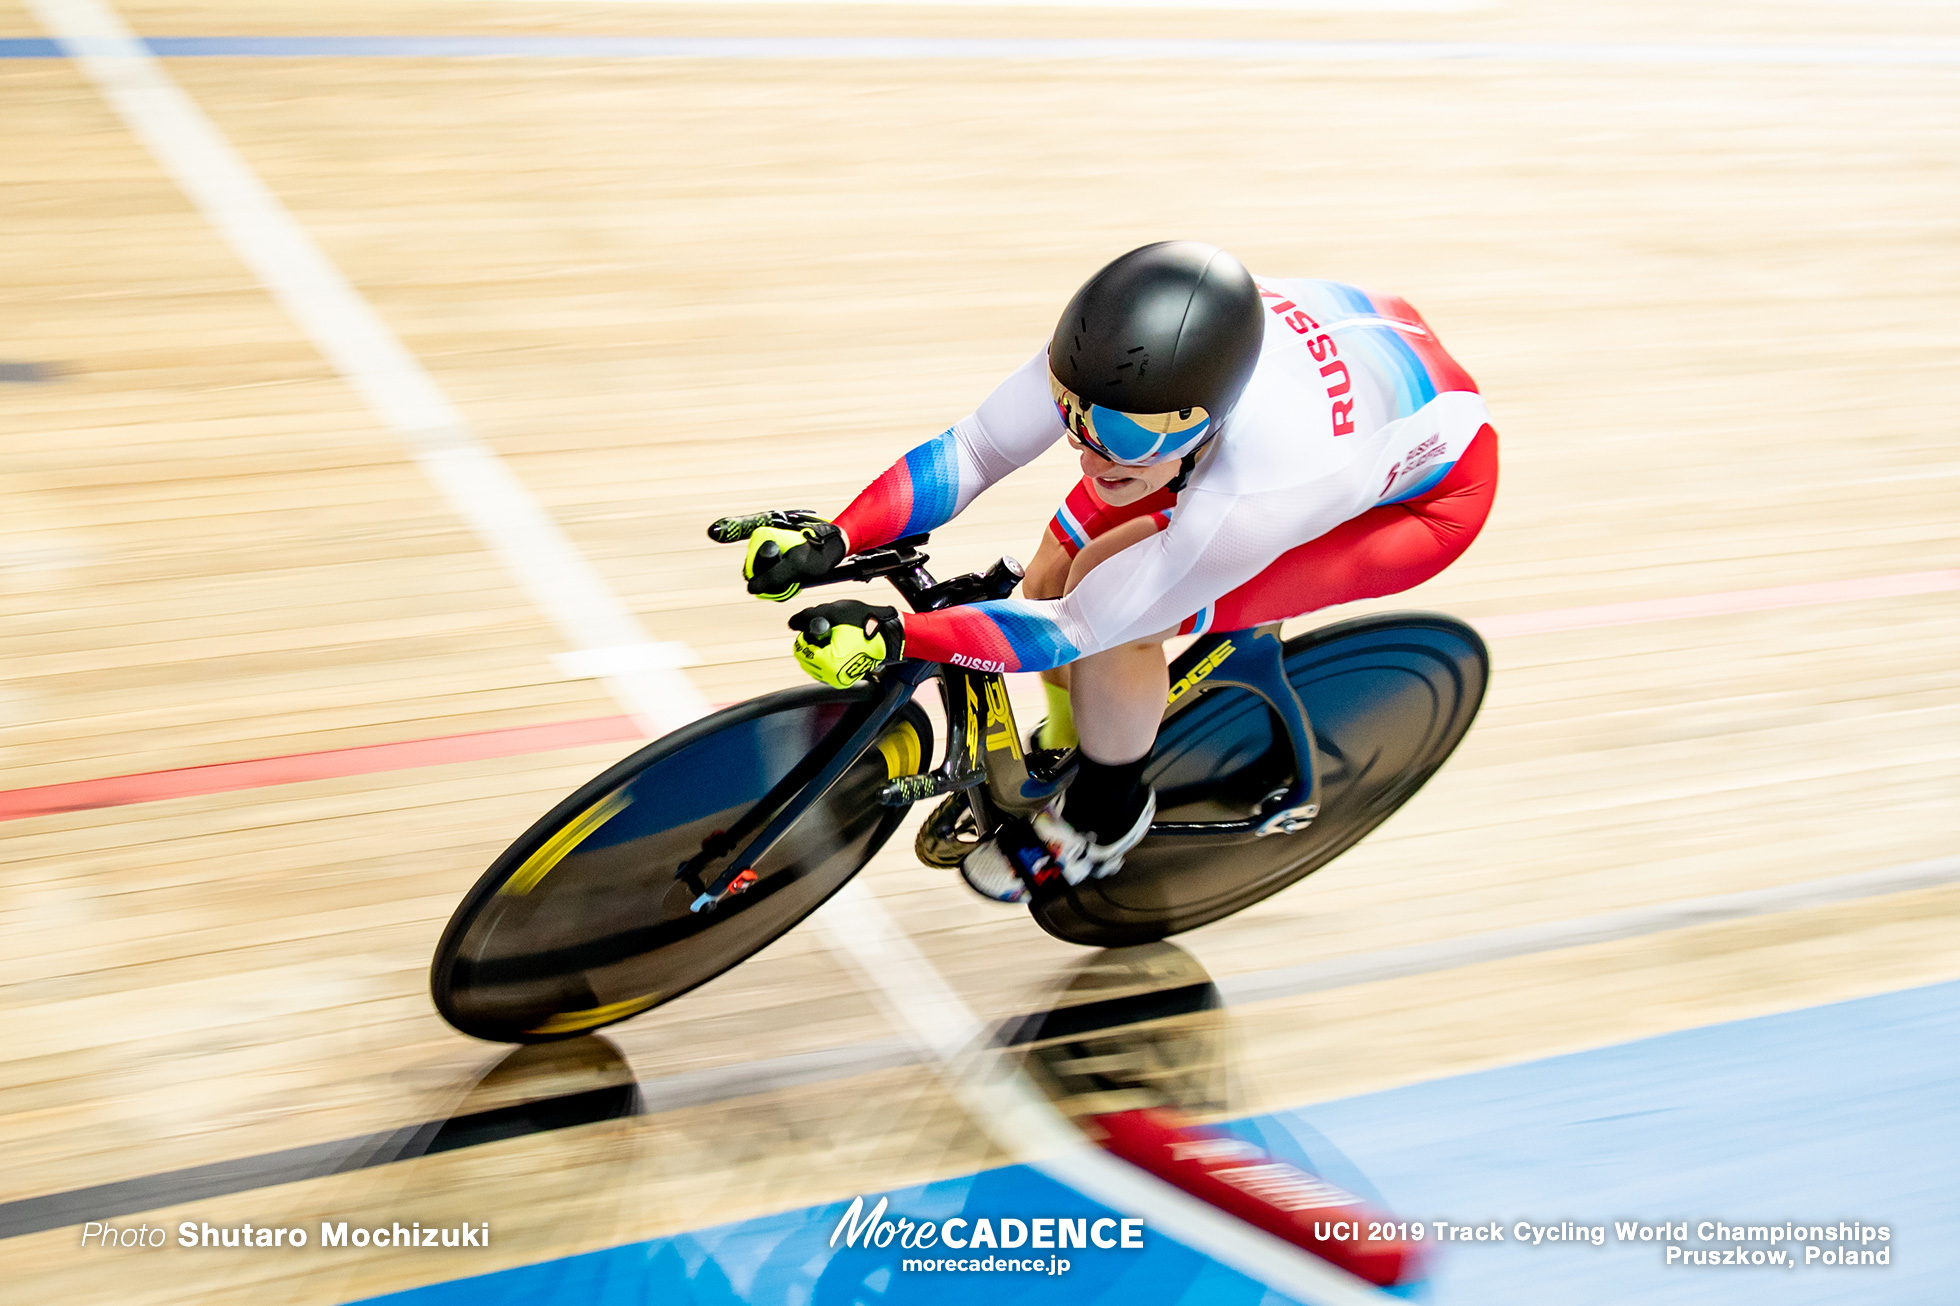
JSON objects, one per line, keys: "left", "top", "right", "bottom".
{"left": 3, "top": 0, "right": 1958, "bottom": 1300}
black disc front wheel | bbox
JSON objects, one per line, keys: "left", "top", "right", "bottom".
{"left": 431, "top": 687, "right": 931, "bottom": 1043}
{"left": 1029, "top": 613, "right": 1488, "bottom": 947}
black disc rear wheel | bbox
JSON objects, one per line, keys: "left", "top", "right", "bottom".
{"left": 1029, "top": 613, "right": 1487, "bottom": 947}
{"left": 431, "top": 687, "right": 931, "bottom": 1043}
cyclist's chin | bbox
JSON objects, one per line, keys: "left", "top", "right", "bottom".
{"left": 1090, "top": 473, "right": 1155, "bottom": 506}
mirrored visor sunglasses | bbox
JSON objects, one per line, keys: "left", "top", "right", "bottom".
{"left": 1049, "top": 372, "right": 1212, "bottom": 468}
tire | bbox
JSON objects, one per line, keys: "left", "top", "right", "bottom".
{"left": 1028, "top": 613, "right": 1488, "bottom": 948}
{"left": 431, "top": 687, "right": 931, "bottom": 1043}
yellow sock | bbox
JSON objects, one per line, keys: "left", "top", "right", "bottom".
{"left": 1036, "top": 680, "right": 1077, "bottom": 750}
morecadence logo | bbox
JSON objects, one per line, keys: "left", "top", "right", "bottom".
{"left": 831, "top": 1194, "right": 1145, "bottom": 1277}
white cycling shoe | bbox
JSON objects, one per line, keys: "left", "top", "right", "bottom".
{"left": 957, "top": 788, "right": 1156, "bottom": 904}
{"left": 958, "top": 837, "right": 1032, "bottom": 904}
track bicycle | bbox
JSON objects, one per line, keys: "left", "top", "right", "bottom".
{"left": 431, "top": 515, "right": 1488, "bottom": 1043}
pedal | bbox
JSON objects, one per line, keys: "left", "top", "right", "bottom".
{"left": 1023, "top": 745, "right": 1075, "bottom": 785}
{"left": 879, "top": 763, "right": 985, "bottom": 807}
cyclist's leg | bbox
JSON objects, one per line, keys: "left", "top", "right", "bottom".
{"left": 1195, "top": 424, "right": 1498, "bottom": 631}
{"left": 964, "top": 502, "right": 1174, "bottom": 891}
{"left": 987, "top": 428, "right": 1495, "bottom": 893}
{"left": 1024, "top": 530, "right": 1073, "bottom": 603}
{"left": 1061, "top": 517, "right": 1177, "bottom": 764}
{"left": 1033, "top": 475, "right": 1176, "bottom": 600}
{"left": 1053, "top": 424, "right": 1495, "bottom": 867}
{"left": 1021, "top": 532, "right": 1084, "bottom": 749}
{"left": 1027, "top": 477, "right": 1176, "bottom": 744}
{"left": 962, "top": 507, "right": 1165, "bottom": 895}
{"left": 1019, "top": 519, "right": 1179, "bottom": 874}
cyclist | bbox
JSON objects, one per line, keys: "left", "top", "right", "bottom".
{"left": 732, "top": 241, "right": 1496, "bottom": 902}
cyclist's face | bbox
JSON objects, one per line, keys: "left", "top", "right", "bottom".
{"left": 1069, "top": 432, "right": 1186, "bottom": 506}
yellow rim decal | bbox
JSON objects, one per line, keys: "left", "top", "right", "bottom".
{"left": 526, "top": 992, "right": 662, "bottom": 1036}
{"left": 877, "top": 723, "right": 922, "bottom": 778}
{"left": 501, "top": 788, "right": 631, "bottom": 896}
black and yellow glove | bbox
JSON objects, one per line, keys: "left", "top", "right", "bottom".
{"left": 789, "top": 601, "right": 904, "bottom": 688}
{"left": 740, "top": 517, "right": 847, "bottom": 602}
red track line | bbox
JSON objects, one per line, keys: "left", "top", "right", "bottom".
{"left": 0, "top": 715, "right": 642, "bottom": 821}
{"left": 3, "top": 568, "right": 1955, "bottom": 823}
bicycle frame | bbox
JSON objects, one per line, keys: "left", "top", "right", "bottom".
{"left": 921, "top": 624, "right": 1321, "bottom": 838}
{"left": 686, "top": 534, "right": 1321, "bottom": 913}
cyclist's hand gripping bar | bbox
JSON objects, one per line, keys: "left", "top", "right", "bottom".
{"left": 707, "top": 509, "right": 847, "bottom": 602}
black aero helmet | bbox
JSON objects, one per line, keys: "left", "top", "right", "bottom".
{"left": 1047, "top": 241, "right": 1265, "bottom": 466}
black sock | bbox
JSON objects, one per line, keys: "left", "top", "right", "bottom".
{"left": 1063, "top": 754, "right": 1151, "bottom": 844}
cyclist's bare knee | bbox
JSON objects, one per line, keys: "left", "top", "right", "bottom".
{"left": 1064, "top": 517, "right": 1162, "bottom": 596}
{"left": 1024, "top": 531, "right": 1070, "bottom": 601}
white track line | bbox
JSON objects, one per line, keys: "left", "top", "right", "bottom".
{"left": 35, "top": 2, "right": 1386, "bottom": 1299}
{"left": 27, "top": 0, "right": 706, "bottom": 739}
